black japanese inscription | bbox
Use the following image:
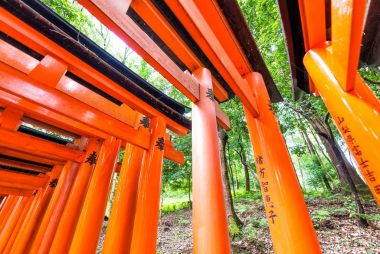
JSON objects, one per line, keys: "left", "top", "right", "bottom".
{"left": 155, "top": 137, "right": 165, "bottom": 151}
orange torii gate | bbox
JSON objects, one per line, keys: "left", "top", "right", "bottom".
{"left": 0, "top": 0, "right": 378, "bottom": 253}
{"left": 278, "top": 0, "right": 380, "bottom": 206}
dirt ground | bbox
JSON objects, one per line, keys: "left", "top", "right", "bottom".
{"left": 156, "top": 197, "right": 380, "bottom": 254}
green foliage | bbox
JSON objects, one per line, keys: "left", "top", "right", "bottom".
{"left": 234, "top": 190, "right": 262, "bottom": 203}
{"left": 359, "top": 66, "right": 380, "bottom": 99}
{"left": 303, "top": 155, "right": 329, "bottom": 190}
{"left": 178, "top": 217, "right": 190, "bottom": 226}
{"left": 161, "top": 201, "right": 190, "bottom": 215}
{"left": 312, "top": 209, "right": 331, "bottom": 221}
{"left": 228, "top": 218, "right": 241, "bottom": 237}
{"left": 236, "top": 218, "right": 268, "bottom": 241}
{"left": 351, "top": 213, "right": 380, "bottom": 222}
{"left": 238, "top": 0, "right": 292, "bottom": 99}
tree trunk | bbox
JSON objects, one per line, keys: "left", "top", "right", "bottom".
{"left": 292, "top": 107, "right": 365, "bottom": 186}
{"left": 237, "top": 141, "right": 251, "bottom": 192}
{"left": 295, "top": 155, "right": 306, "bottom": 191}
{"left": 323, "top": 114, "right": 368, "bottom": 227}
{"left": 291, "top": 132, "right": 306, "bottom": 190}
{"left": 218, "top": 126, "right": 243, "bottom": 227}
{"left": 292, "top": 103, "right": 368, "bottom": 226}
{"left": 309, "top": 117, "right": 366, "bottom": 186}
{"left": 226, "top": 142, "right": 236, "bottom": 197}
{"left": 299, "top": 128, "right": 332, "bottom": 192}
{"left": 309, "top": 129, "right": 337, "bottom": 171}
{"left": 288, "top": 103, "right": 365, "bottom": 187}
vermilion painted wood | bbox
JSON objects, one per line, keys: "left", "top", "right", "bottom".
{"left": 28, "top": 54, "right": 67, "bottom": 88}
{"left": 130, "top": 0, "right": 229, "bottom": 102}
{"left": 69, "top": 137, "right": 121, "bottom": 254}
{"left": 11, "top": 165, "right": 63, "bottom": 254}
{"left": 0, "top": 8, "right": 189, "bottom": 135}
{"left": 0, "top": 169, "right": 50, "bottom": 190}
{"left": 0, "top": 196, "right": 18, "bottom": 231}
{"left": 22, "top": 117, "right": 78, "bottom": 141}
{"left": 297, "top": 0, "right": 326, "bottom": 50}
{"left": 78, "top": 0, "right": 200, "bottom": 103}
{"left": 0, "top": 157, "right": 51, "bottom": 173}
{"left": 28, "top": 161, "right": 79, "bottom": 253}
{"left": 0, "top": 187, "right": 34, "bottom": 196}
{"left": 0, "top": 39, "right": 39, "bottom": 74}
{"left": 0, "top": 196, "right": 25, "bottom": 253}
{"left": 297, "top": 0, "right": 326, "bottom": 93}
{"left": 193, "top": 0, "right": 252, "bottom": 75}
{"left": 0, "top": 128, "right": 84, "bottom": 163}
{"left": 3, "top": 196, "right": 34, "bottom": 253}
{"left": 304, "top": 48, "right": 380, "bottom": 206}
{"left": 129, "top": 117, "right": 166, "bottom": 253}
{"left": 215, "top": 101, "right": 231, "bottom": 130}
{"left": 58, "top": 76, "right": 138, "bottom": 127}
{"left": 49, "top": 139, "right": 101, "bottom": 254}
{"left": 102, "top": 143, "right": 145, "bottom": 254}
{"left": 165, "top": 0, "right": 253, "bottom": 102}
{"left": 0, "top": 148, "right": 62, "bottom": 166}
{"left": 0, "top": 107, "right": 23, "bottom": 130}
{"left": 0, "top": 89, "right": 109, "bottom": 140}
{"left": 0, "top": 196, "right": 7, "bottom": 211}
{"left": 191, "top": 68, "right": 231, "bottom": 254}
{"left": 244, "top": 72, "right": 321, "bottom": 253}
{"left": 0, "top": 62, "right": 151, "bottom": 150}
{"left": 177, "top": 0, "right": 258, "bottom": 117}
{"left": 331, "top": 0, "right": 366, "bottom": 91}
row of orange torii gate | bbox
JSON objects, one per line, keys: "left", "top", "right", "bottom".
{"left": 0, "top": 0, "right": 379, "bottom": 253}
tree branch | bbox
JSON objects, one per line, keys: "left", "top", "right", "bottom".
{"left": 363, "top": 77, "right": 380, "bottom": 85}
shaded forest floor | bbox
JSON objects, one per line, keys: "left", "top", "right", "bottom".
{"left": 156, "top": 193, "right": 380, "bottom": 254}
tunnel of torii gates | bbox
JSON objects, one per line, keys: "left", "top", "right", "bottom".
{"left": 0, "top": 0, "right": 379, "bottom": 253}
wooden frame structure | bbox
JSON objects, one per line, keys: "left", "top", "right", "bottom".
{"left": 278, "top": 0, "right": 380, "bottom": 206}
{"left": 0, "top": 0, "right": 378, "bottom": 253}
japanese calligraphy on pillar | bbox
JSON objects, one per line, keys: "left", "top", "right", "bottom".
{"left": 336, "top": 116, "right": 380, "bottom": 195}
{"left": 256, "top": 155, "right": 278, "bottom": 224}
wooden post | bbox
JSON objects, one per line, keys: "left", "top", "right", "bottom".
{"left": 69, "top": 136, "right": 121, "bottom": 253}
{"left": 0, "top": 196, "right": 17, "bottom": 231}
{"left": 191, "top": 68, "right": 231, "bottom": 254}
{"left": 11, "top": 164, "right": 63, "bottom": 254}
{"left": 304, "top": 49, "right": 380, "bottom": 205}
{"left": 129, "top": 117, "right": 166, "bottom": 253}
{"left": 102, "top": 143, "right": 145, "bottom": 253}
{"left": 49, "top": 138, "right": 101, "bottom": 253}
{"left": 28, "top": 161, "right": 79, "bottom": 253}
{"left": 0, "top": 196, "right": 26, "bottom": 252}
{"left": 243, "top": 72, "right": 321, "bottom": 253}
{"left": 3, "top": 196, "right": 34, "bottom": 253}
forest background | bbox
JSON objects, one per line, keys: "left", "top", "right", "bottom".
{"left": 40, "top": 0, "right": 380, "bottom": 253}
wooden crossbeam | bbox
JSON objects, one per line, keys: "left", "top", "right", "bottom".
{"left": 57, "top": 76, "right": 138, "bottom": 127}
{"left": 129, "top": 0, "right": 229, "bottom": 101}
{"left": 215, "top": 102, "right": 231, "bottom": 131}
{"left": 0, "top": 148, "right": 60, "bottom": 166}
{"left": 175, "top": 0, "right": 259, "bottom": 117}
{"left": 0, "top": 61, "right": 151, "bottom": 150}
{"left": 78, "top": 0, "right": 200, "bottom": 102}
{"left": 0, "top": 186, "right": 34, "bottom": 196}
{"left": 0, "top": 7, "right": 189, "bottom": 135}
{"left": 0, "top": 128, "right": 84, "bottom": 163}
{"left": 0, "top": 157, "right": 51, "bottom": 173}
{"left": 0, "top": 169, "right": 49, "bottom": 190}
{"left": 0, "top": 89, "right": 109, "bottom": 139}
